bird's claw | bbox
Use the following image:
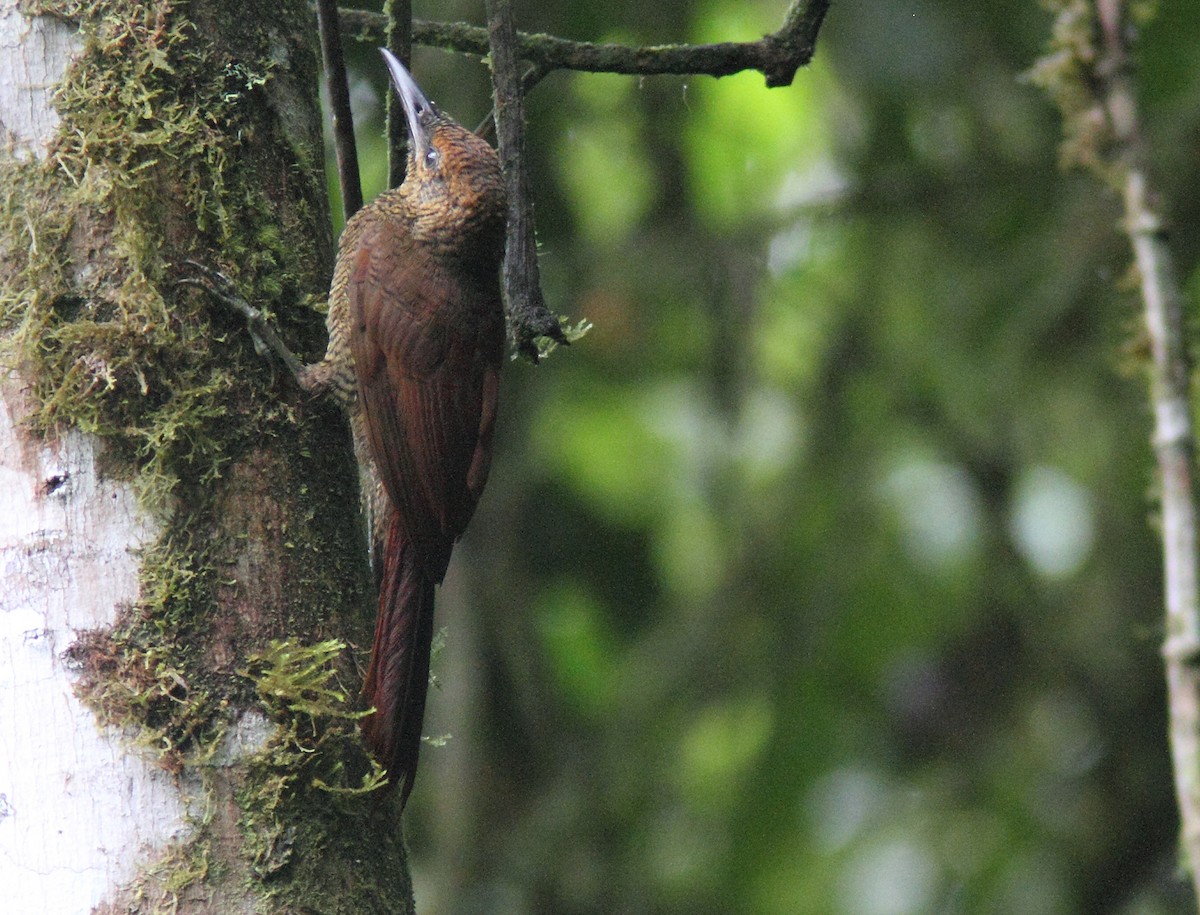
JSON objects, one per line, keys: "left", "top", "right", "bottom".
{"left": 172, "top": 260, "right": 303, "bottom": 379}
{"left": 174, "top": 260, "right": 265, "bottom": 325}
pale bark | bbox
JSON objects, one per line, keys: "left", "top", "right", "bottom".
{"left": 0, "top": 7, "right": 189, "bottom": 908}
{"left": 0, "top": 384, "right": 186, "bottom": 913}
{"left": 0, "top": 2, "right": 411, "bottom": 911}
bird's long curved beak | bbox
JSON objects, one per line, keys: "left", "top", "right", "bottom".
{"left": 380, "top": 48, "right": 433, "bottom": 166}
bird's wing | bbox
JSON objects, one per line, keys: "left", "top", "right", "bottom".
{"left": 348, "top": 222, "right": 503, "bottom": 579}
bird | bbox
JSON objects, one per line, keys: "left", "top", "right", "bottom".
{"left": 179, "top": 49, "right": 506, "bottom": 809}
{"left": 298, "top": 49, "right": 507, "bottom": 809}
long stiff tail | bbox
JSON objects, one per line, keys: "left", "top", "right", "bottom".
{"left": 360, "top": 512, "right": 436, "bottom": 809}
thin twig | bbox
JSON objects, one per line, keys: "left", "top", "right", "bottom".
{"left": 484, "top": 0, "right": 566, "bottom": 361}
{"left": 383, "top": 0, "right": 412, "bottom": 189}
{"left": 1093, "top": 0, "right": 1200, "bottom": 897}
{"left": 316, "top": 0, "right": 362, "bottom": 219}
{"left": 338, "top": 0, "right": 830, "bottom": 88}
{"left": 474, "top": 63, "right": 548, "bottom": 141}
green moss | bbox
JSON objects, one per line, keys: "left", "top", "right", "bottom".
{"left": 1, "top": 1, "right": 386, "bottom": 909}
{"left": 1026, "top": 0, "right": 1160, "bottom": 178}
{"left": 114, "top": 834, "right": 217, "bottom": 915}
{"left": 66, "top": 513, "right": 230, "bottom": 772}
{"left": 517, "top": 314, "right": 595, "bottom": 363}
{"left": 238, "top": 639, "right": 405, "bottom": 909}
{"left": 3, "top": 1, "right": 325, "bottom": 503}
{"left": 244, "top": 638, "right": 385, "bottom": 805}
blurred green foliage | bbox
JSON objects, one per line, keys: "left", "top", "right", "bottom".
{"left": 332, "top": 0, "right": 1200, "bottom": 912}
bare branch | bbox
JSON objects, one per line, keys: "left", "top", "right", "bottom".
{"left": 339, "top": 0, "right": 830, "bottom": 88}
{"left": 484, "top": 0, "right": 565, "bottom": 361}
{"left": 383, "top": 0, "right": 412, "bottom": 188}
{"left": 316, "top": 0, "right": 362, "bottom": 219}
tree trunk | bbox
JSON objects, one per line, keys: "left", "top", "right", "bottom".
{"left": 0, "top": 1, "right": 413, "bottom": 911}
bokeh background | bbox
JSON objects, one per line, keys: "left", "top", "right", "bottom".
{"left": 333, "top": 1, "right": 1200, "bottom": 912}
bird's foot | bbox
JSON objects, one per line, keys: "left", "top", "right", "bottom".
{"left": 174, "top": 261, "right": 305, "bottom": 380}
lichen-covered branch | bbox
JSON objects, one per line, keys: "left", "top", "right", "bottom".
{"left": 1099, "top": 6, "right": 1200, "bottom": 895}
{"left": 339, "top": 0, "right": 830, "bottom": 88}
{"left": 1034, "top": 0, "right": 1200, "bottom": 899}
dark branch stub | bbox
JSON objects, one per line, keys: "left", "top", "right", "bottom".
{"left": 768, "top": 0, "right": 830, "bottom": 87}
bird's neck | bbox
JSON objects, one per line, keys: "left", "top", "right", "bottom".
{"left": 410, "top": 207, "right": 504, "bottom": 273}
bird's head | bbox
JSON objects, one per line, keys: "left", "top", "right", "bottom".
{"left": 381, "top": 49, "right": 506, "bottom": 261}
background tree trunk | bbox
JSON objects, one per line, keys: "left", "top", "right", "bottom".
{"left": 0, "top": 1, "right": 412, "bottom": 911}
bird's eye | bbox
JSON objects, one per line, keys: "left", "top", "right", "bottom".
{"left": 424, "top": 147, "right": 440, "bottom": 169}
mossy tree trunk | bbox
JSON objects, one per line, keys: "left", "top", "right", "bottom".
{"left": 0, "top": 1, "right": 413, "bottom": 911}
